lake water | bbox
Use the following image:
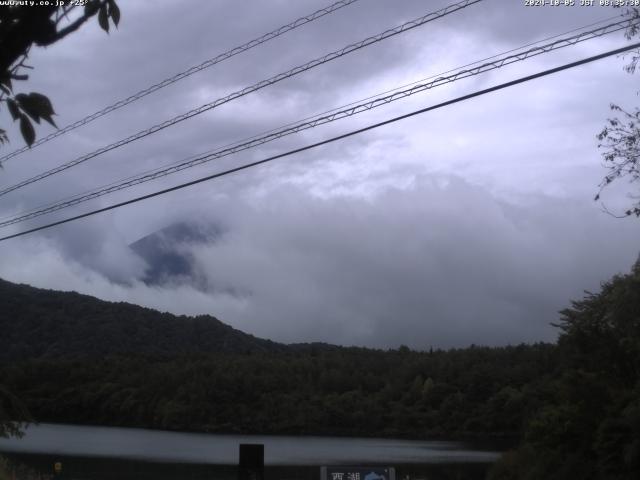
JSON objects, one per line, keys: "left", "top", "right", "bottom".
{"left": 0, "top": 423, "right": 501, "bottom": 480}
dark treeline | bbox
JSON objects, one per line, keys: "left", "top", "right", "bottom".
{"left": 0, "top": 344, "right": 556, "bottom": 440}
{"left": 1, "top": 259, "right": 640, "bottom": 479}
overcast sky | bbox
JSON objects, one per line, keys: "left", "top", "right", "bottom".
{"left": 1, "top": 0, "right": 640, "bottom": 349}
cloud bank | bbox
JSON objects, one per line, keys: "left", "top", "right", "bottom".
{"left": 2, "top": 174, "right": 638, "bottom": 349}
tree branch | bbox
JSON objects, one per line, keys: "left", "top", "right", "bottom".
{"left": 39, "top": 0, "right": 107, "bottom": 46}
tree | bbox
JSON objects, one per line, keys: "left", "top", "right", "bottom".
{"left": 0, "top": 384, "right": 30, "bottom": 439}
{"left": 489, "top": 259, "right": 640, "bottom": 479}
{"left": 0, "top": 0, "right": 120, "bottom": 148}
{"left": 0, "top": 0, "right": 120, "bottom": 440}
{"left": 596, "top": 7, "right": 640, "bottom": 217}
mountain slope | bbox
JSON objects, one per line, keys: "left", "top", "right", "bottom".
{"left": 0, "top": 278, "right": 285, "bottom": 361}
{"left": 129, "top": 221, "right": 222, "bottom": 286}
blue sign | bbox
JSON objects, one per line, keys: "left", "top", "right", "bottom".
{"left": 321, "top": 466, "right": 396, "bottom": 480}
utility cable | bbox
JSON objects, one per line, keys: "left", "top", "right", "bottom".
{"left": 0, "top": 17, "right": 631, "bottom": 228}
{"left": 1, "top": 41, "right": 637, "bottom": 243}
{"left": 0, "top": 0, "right": 362, "bottom": 164}
{"left": 0, "top": 0, "right": 482, "bottom": 198}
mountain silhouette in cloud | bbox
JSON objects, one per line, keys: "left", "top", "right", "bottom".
{"left": 129, "top": 221, "right": 223, "bottom": 287}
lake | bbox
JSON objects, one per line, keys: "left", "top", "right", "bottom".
{"left": 0, "top": 423, "right": 501, "bottom": 480}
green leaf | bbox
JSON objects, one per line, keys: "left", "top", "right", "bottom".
{"left": 41, "top": 114, "right": 57, "bottom": 128}
{"left": 108, "top": 0, "right": 120, "bottom": 27}
{"left": 6, "top": 98, "right": 20, "bottom": 121}
{"left": 15, "top": 93, "right": 40, "bottom": 124}
{"left": 28, "top": 92, "right": 55, "bottom": 116}
{"left": 14, "top": 92, "right": 56, "bottom": 126}
{"left": 19, "top": 115, "right": 35, "bottom": 147}
{"left": 26, "top": 92, "right": 56, "bottom": 127}
{"left": 98, "top": 5, "right": 109, "bottom": 33}
{"left": 85, "top": 0, "right": 100, "bottom": 16}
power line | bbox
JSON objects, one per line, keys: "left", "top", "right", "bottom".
{"left": 0, "top": 0, "right": 362, "bottom": 164}
{"left": 0, "top": 17, "right": 631, "bottom": 228}
{"left": 0, "top": 0, "right": 483, "bottom": 199}
{"left": 252, "top": 13, "right": 626, "bottom": 136}
{"left": 1, "top": 41, "right": 637, "bottom": 244}
{"left": 16, "top": 7, "right": 617, "bottom": 228}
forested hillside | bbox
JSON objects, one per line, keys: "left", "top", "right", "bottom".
{"left": 0, "top": 344, "right": 556, "bottom": 440}
{"left": 1, "top": 260, "right": 639, "bottom": 479}
{"left": 0, "top": 278, "right": 557, "bottom": 441}
{"left": 0, "top": 279, "right": 284, "bottom": 360}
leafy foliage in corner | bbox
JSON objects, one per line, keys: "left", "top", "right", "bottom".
{"left": 0, "top": 0, "right": 120, "bottom": 149}
{"left": 596, "top": 7, "right": 640, "bottom": 217}
{"left": 488, "top": 259, "right": 640, "bottom": 480}
{"left": 597, "top": 104, "right": 640, "bottom": 217}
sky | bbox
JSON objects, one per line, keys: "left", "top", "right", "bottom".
{"left": 1, "top": 0, "right": 640, "bottom": 349}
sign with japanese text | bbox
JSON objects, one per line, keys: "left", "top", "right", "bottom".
{"left": 321, "top": 466, "right": 395, "bottom": 480}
